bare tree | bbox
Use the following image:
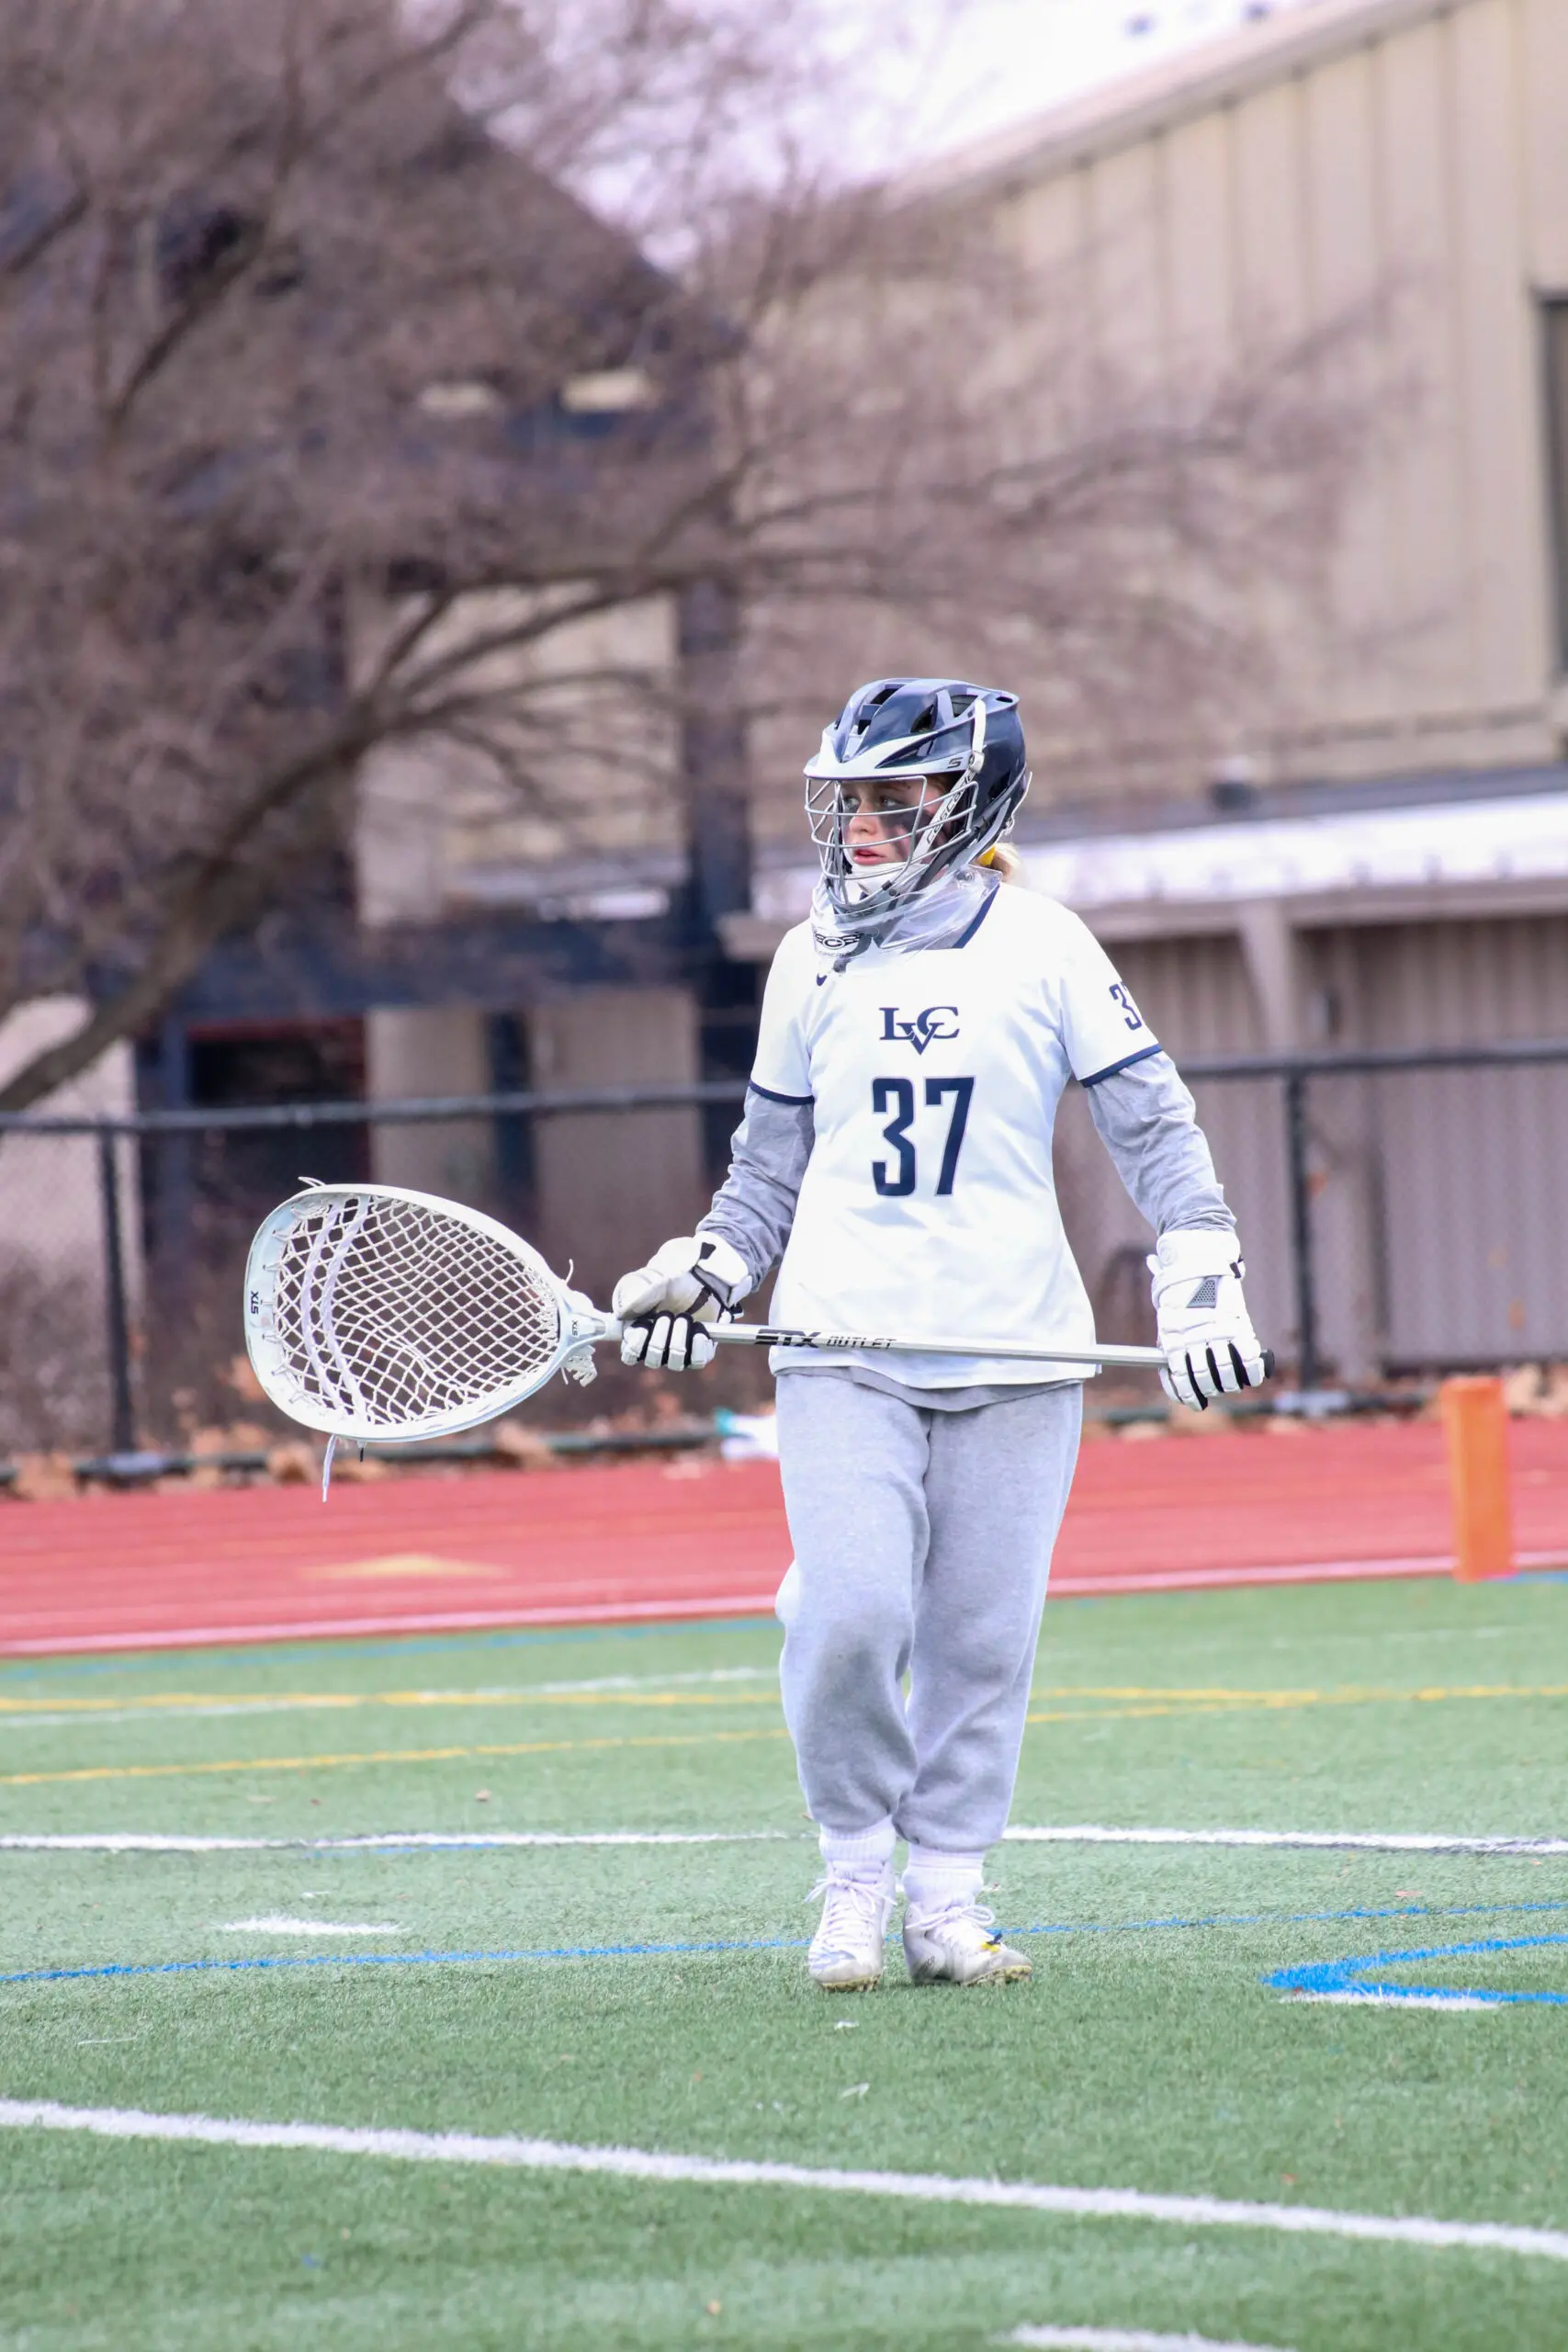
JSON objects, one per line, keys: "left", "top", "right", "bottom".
{"left": 0, "top": 0, "right": 1376, "bottom": 1113}
{"left": 722, "top": 191, "right": 1385, "bottom": 812}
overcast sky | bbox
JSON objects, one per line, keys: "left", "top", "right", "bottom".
{"left": 864, "top": 0, "right": 1317, "bottom": 169}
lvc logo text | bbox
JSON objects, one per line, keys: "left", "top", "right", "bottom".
{"left": 878, "top": 1005, "right": 959, "bottom": 1054}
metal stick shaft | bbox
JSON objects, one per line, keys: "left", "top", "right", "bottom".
{"left": 656, "top": 1323, "right": 1165, "bottom": 1370}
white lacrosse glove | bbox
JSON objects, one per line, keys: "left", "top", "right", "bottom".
{"left": 1148, "top": 1229, "right": 1272, "bottom": 1410}
{"left": 612, "top": 1235, "right": 752, "bottom": 1373}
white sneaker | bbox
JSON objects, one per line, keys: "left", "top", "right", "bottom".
{"left": 903, "top": 1896, "right": 1032, "bottom": 1986}
{"left": 807, "top": 1865, "right": 896, "bottom": 1991}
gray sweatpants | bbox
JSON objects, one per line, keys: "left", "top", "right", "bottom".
{"left": 775, "top": 1371, "right": 1082, "bottom": 1852}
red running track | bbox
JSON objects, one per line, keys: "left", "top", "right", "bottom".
{"left": 2, "top": 1420, "right": 1566, "bottom": 1656}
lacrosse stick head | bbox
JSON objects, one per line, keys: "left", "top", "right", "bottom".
{"left": 243, "top": 1184, "right": 611, "bottom": 1443}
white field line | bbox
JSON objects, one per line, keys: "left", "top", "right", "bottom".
{"left": 0, "top": 1704, "right": 310, "bottom": 1731}
{"left": 0, "top": 1831, "right": 797, "bottom": 1854}
{"left": 1283, "top": 1993, "right": 1501, "bottom": 2012}
{"left": 1004, "top": 1828, "right": 1568, "bottom": 1857}
{"left": 7, "top": 1550, "right": 1563, "bottom": 1657}
{"left": 0, "top": 1595, "right": 784, "bottom": 1656}
{"left": 1005, "top": 2330, "right": 1295, "bottom": 2351}
{"left": 4, "top": 1826, "right": 1563, "bottom": 1857}
{"left": 217, "top": 1917, "right": 401, "bottom": 1936}
{"left": 3, "top": 2100, "right": 1566, "bottom": 2265}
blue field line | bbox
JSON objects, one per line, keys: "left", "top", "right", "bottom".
{"left": 7, "top": 1897, "right": 1568, "bottom": 1991}
{"left": 0, "top": 1935, "right": 805, "bottom": 1984}
{"left": 1269, "top": 1929, "right": 1568, "bottom": 2007}
{"left": 1016, "top": 1895, "right": 1568, "bottom": 1941}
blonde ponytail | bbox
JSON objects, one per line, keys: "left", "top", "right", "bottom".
{"left": 976, "top": 842, "right": 1023, "bottom": 885}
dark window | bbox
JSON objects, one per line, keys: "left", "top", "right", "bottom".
{"left": 1542, "top": 299, "right": 1568, "bottom": 673}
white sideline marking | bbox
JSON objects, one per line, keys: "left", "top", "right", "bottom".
{"left": 3, "top": 2100, "right": 1567, "bottom": 2265}
{"left": 1005, "top": 2330, "right": 1295, "bottom": 2351}
{"left": 0, "top": 1831, "right": 793, "bottom": 1854}
{"left": 1004, "top": 1827, "right": 1568, "bottom": 1858}
{"left": 1285, "top": 1993, "right": 1500, "bottom": 2012}
{"left": 218, "top": 1917, "right": 401, "bottom": 1936}
{"left": 0, "top": 1595, "right": 784, "bottom": 1656}
{"left": 6, "top": 1825, "right": 1564, "bottom": 1859}
{"left": 6, "top": 1825, "right": 1564, "bottom": 1858}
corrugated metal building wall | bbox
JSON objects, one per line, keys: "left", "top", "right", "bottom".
{"left": 921, "top": 0, "right": 1568, "bottom": 797}
{"left": 1056, "top": 914, "right": 1568, "bottom": 1372}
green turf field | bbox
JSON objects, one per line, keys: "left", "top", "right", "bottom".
{"left": 1, "top": 1574, "right": 1566, "bottom": 2351}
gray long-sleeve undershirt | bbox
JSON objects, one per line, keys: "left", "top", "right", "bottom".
{"left": 1082, "top": 1053, "right": 1235, "bottom": 1240}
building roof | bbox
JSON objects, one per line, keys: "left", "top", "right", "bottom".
{"left": 733, "top": 762, "right": 1568, "bottom": 955}
{"left": 1025, "top": 777, "right": 1568, "bottom": 934}
{"left": 902, "top": 0, "right": 1469, "bottom": 208}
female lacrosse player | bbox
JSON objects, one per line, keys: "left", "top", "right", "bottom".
{"left": 614, "top": 677, "right": 1268, "bottom": 1989}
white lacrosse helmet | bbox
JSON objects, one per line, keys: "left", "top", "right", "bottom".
{"left": 804, "top": 677, "right": 1031, "bottom": 953}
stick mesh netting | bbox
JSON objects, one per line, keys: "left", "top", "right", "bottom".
{"left": 266, "top": 1193, "right": 560, "bottom": 1432}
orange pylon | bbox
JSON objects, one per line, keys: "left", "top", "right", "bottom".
{"left": 1438, "top": 1376, "right": 1515, "bottom": 1583}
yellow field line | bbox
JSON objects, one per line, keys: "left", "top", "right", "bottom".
{"left": 0, "top": 1727, "right": 795, "bottom": 1789}
{"left": 5, "top": 1679, "right": 1565, "bottom": 1721}
{"left": 0, "top": 1690, "right": 779, "bottom": 1718}
{"left": 1038, "top": 1684, "right": 1568, "bottom": 1704}
{"left": 1025, "top": 1683, "right": 1568, "bottom": 1726}
{"left": 3, "top": 1682, "right": 1560, "bottom": 1781}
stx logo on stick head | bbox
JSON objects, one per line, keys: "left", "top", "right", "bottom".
{"left": 878, "top": 1005, "right": 959, "bottom": 1054}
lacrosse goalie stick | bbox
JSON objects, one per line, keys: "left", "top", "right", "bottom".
{"left": 243, "top": 1183, "right": 1178, "bottom": 1486}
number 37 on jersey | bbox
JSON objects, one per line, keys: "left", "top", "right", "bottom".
{"left": 870, "top": 1074, "right": 974, "bottom": 1198}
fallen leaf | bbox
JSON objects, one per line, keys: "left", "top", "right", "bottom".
{"left": 491, "top": 1420, "right": 558, "bottom": 1470}
{"left": 8, "top": 1453, "right": 77, "bottom": 1501}
{"left": 266, "top": 1442, "right": 317, "bottom": 1486}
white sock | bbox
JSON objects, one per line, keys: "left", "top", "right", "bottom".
{"left": 819, "top": 1819, "right": 896, "bottom": 1876}
{"left": 903, "top": 1845, "right": 985, "bottom": 1915}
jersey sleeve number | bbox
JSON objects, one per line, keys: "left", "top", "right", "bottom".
{"left": 871, "top": 1076, "right": 974, "bottom": 1198}
{"left": 1109, "top": 983, "right": 1145, "bottom": 1031}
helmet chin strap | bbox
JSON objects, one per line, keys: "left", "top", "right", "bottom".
{"left": 966, "top": 692, "right": 987, "bottom": 775}
{"left": 844, "top": 861, "right": 906, "bottom": 899}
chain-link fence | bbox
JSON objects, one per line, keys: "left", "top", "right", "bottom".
{"left": 1057, "top": 1038, "right": 1568, "bottom": 1396}
{"left": 2, "top": 1042, "right": 1565, "bottom": 1458}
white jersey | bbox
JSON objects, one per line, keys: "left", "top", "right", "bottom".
{"left": 750, "top": 884, "right": 1160, "bottom": 1386}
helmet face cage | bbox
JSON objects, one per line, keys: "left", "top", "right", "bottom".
{"left": 805, "top": 768, "right": 975, "bottom": 904}
{"left": 803, "top": 678, "right": 1029, "bottom": 944}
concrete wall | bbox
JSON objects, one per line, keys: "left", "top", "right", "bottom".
{"left": 527, "top": 987, "right": 706, "bottom": 1306}
{"left": 0, "top": 999, "right": 140, "bottom": 1299}
{"left": 366, "top": 1007, "right": 497, "bottom": 1204}
{"left": 362, "top": 989, "right": 707, "bottom": 1313}
{"left": 355, "top": 589, "right": 682, "bottom": 927}
{"left": 0, "top": 1000, "right": 141, "bottom": 1448}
